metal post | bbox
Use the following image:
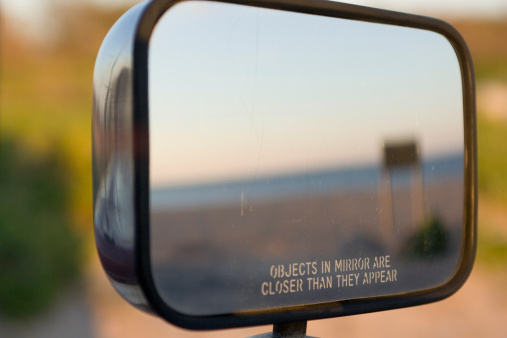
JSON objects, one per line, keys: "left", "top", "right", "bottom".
{"left": 248, "top": 321, "right": 317, "bottom": 338}
{"left": 381, "top": 139, "right": 423, "bottom": 244}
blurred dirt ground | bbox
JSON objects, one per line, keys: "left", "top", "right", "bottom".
{"left": 1, "top": 251, "right": 506, "bottom": 338}
{"left": 87, "top": 262, "right": 507, "bottom": 338}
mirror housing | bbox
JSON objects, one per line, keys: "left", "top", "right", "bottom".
{"left": 92, "top": 0, "right": 476, "bottom": 330}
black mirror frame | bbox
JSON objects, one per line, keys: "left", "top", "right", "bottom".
{"left": 93, "top": 0, "right": 477, "bottom": 330}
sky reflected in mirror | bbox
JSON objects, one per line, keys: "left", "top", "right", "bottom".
{"left": 149, "top": 1, "right": 463, "bottom": 187}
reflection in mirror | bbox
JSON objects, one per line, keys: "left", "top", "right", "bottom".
{"left": 148, "top": 1, "right": 464, "bottom": 317}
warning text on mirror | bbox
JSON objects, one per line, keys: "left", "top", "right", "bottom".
{"left": 261, "top": 256, "right": 397, "bottom": 296}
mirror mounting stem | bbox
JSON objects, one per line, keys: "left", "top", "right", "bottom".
{"left": 249, "top": 321, "right": 317, "bottom": 338}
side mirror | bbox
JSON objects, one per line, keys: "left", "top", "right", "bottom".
{"left": 92, "top": 0, "right": 476, "bottom": 331}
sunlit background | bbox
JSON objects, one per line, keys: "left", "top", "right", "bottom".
{"left": 1, "top": 0, "right": 506, "bottom": 337}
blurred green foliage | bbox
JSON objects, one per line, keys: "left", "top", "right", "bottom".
{"left": 0, "top": 3, "right": 128, "bottom": 318}
{"left": 477, "top": 221, "right": 507, "bottom": 268}
{"left": 477, "top": 116, "right": 507, "bottom": 202}
{"left": 1, "top": 4, "right": 127, "bottom": 230}
{"left": 474, "top": 106, "right": 507, "bottom": 268}
{"left": 0, "top": 139, "right": 81, "bottom": 317}
{"left": 450, "top": 19, "right": 507, "bottom": 268}
{"left": 475, "top": 58, "right": 507, "bottom": 83}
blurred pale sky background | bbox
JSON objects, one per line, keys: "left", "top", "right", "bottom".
{"left": 3, "top": 0, "right": 507, "bottom": 41}
{"left": 4, "top": 0, "right": 507, "bottom": 17}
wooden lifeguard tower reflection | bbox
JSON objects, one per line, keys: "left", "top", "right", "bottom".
{"left": 380, "top": 139, "right": 424, "bottom": 244}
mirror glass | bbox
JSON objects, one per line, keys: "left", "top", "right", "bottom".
{"left": 148, "top": 0, "right": 464, "bottom": 317}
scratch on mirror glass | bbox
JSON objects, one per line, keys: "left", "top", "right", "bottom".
{"left": 227, "top": 7, "right": 260, "bottom": 138}
{"left": 227, "top": 7, "right": 265, "bottom": 208}
{"left": 241, "top": 192, "right": 245, "bottom": 216}
{"left": 240, "top": 192, "right": 254, "bottom": 216}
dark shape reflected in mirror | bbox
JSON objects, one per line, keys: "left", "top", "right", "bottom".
{"left": 92, "top": 0, "right": 476, "bottom": 330}
{"left": 403, "top": 214, "right": 450, "bottom": 259}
